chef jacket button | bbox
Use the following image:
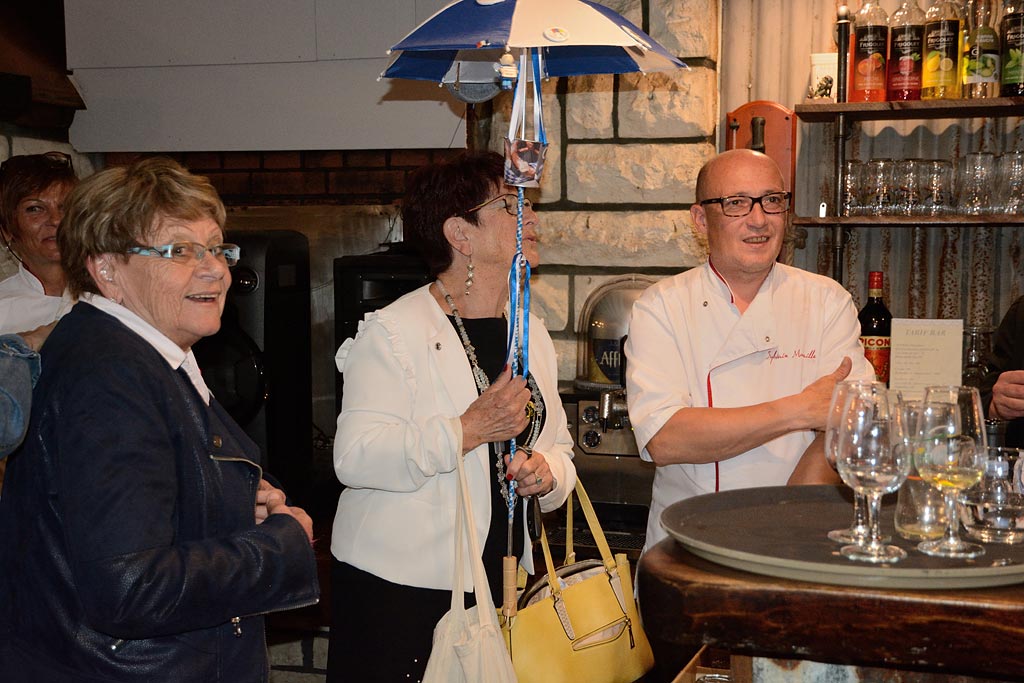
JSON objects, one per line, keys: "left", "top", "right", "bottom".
{"left": 702, "top": 301, "right": 708, "bottom": 307}
{"left": 765, "top": 336, "right": 771, "bottom": 343}
{"left": 212, "top": 435, "right": 223, "bottom": 448}
{"left": 435, "top": 342, "right": 442, "bottom": 350}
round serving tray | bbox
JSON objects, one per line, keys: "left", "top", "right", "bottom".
{"left": 661, "top": 485, "right": 1024, "bottom": 590}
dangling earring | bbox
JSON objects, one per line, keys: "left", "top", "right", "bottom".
{"left": 464, "top": 259, "right": 474, "bottom": 297}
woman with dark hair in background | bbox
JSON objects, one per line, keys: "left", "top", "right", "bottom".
{"left": 0, "top": 151, "right": 78, "bottom": 334}
{"left": 327, "top": 150, "right": 576, "bottom": 682}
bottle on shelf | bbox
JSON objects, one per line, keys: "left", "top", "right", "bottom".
{"left": 963, "top": 0, "right": 1001, "bottom": 97}
{"left": 922, "top": 0, "right": 964, "bottom": 99}
{"left": 850, "top": 1, "right": 891, "bottom": 102}
{"left": 859, "top": 271, "right": 893, "bottom": 385}
{"left": 888, "top": 0, "right": 927, "bottom": 100}
{"left": 962, "top": 325, "right": 993, "bottom": 387}
{"left": 1000, "top": 0, "right": 1024, "bottom": 96}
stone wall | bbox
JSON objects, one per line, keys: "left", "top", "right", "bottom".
{"left": 483, "top": 0, "right": 719, "bottom": 383}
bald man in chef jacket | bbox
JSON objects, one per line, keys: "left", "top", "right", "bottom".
{"left": 625, "top": 149, "right": 875, "bottom": 549}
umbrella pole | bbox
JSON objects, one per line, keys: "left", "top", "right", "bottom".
{"left": 502, "top": 555, "right": 518, "bottom": 622}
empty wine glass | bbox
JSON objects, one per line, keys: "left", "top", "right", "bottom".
{"left": 834, "top": 387, "right": 910, "bottom": 563}
{"left": 923, "top": 385, "right": 988, "bottom": 448}
{"left": 914, "top": 395, "right": 986, "bottom": 558}
{"left": 825, "top": 379, "right": 887, "bottom": 544}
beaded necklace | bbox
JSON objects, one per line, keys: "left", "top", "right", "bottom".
{"left": 435, "top": 278, "right": 544, "bottom": 502}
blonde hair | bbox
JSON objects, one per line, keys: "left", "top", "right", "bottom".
{"left": 59, "top": 157, "right": 226, "bottom": 297}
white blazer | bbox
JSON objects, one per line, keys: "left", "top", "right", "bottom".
{"left": 330, "top": 285, "right": 576, "bottom": 591}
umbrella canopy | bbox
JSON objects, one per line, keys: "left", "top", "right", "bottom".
{"left": 383, "top": 0, "right": 686, "bottom": 83}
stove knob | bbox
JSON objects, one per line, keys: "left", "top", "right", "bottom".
{"left": 582, "top": 430, "right": 602, "bottom": 449}
{"left": 581, "top": 406, "right": 599, "bottom": 424}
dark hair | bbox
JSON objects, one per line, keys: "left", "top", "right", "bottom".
{"left": 402, "top": 151, "right": 504, "bottom": 277}
{"left": 59, "top": 157, "right": 226, "bottom": 298}
{"left": 0, "top": 152, "right": 78, "bottom": 239}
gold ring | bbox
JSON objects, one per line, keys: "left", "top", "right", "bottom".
{"left": 535, "top": 475, "right": 543, "bottom": 486}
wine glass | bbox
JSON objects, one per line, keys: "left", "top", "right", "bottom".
{"left": 923, "top": 385, "right": 988, "bottom": 448}
{"left": 914, "top": 396, "right": 986, "bottom": 558}
{"left": 834, "top": 387, "right": 911, "bottom": 563}
{"left": 824, "top": 379, "right": 887, "bottom": 544}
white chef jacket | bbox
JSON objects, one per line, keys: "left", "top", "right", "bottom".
{"left": 625, "top": 261, "right": 874, "bottom": 547}
{"left": 0, "top": 264, "right": 74, "bottom": 335}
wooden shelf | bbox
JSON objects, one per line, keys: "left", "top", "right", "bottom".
{"left": 793, "top": 214, "right": 1024, "bottom": 228}
{"left": 794, "top": 97, "right": 1024, "bottom": 123}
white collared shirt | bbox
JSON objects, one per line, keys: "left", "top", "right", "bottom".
{"left": 82, "top": 293, "right": 212, "bottom": 405}
{"left": 0, "top": 263, "right": 75, "bottom": 335}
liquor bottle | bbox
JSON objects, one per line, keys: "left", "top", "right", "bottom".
{"left": 922, "top": 0, "right": 964, "bottom": 99}
{"left": 888, "top": 0, "right": 927, "bottom": 100}
{"left": 962, "top": 325, "right": 993, "bottom": 387}
{"left": 963, "top": 0, "right": 1001, "bottom": 97}
{"left": 850, "top": 1, "right": 890, "bottom": 101}
{"left": 1001, "top": 0, "right": 1024, "bottom": 96}
{"left": 859, "top": 271, "right": 892, "bottom": 385}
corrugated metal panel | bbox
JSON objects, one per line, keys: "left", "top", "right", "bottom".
{"left": 722, "top": 0, "right": 1024, "bottom": 329}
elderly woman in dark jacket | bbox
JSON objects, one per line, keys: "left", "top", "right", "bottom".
{"left": 0, "top": 157, "right": 319, "bottom": 682}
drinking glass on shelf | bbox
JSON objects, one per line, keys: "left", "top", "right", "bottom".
{"left": 919, "top": 159, "right": 954, "bottom": 216}
{"left": 861, "top": 158, "right": 895, "bottom": 215}
{"left": 957, "top": 151, "right": 997, "bottom": 215}
{"left": 997, "top": 151, "right": 1024, "bottom": 213}
{"left": 840, "top": 160, "right": 863, "bottom": 217}
{"left": 824, "top": 379, "right": 888, "bottom": 545}
{"left": 834, "top": 387, "right": 910, "bottom": 563}
{"left": 893, "top": 159, "right": 922, "bottom": 216}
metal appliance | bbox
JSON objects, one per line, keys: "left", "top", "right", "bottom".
{"left": 555, "top": 275, "right": 658, "bottom": 559}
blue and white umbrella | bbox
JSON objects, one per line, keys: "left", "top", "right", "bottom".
{"left": 383, "top": 0, "right": 686, "bottom": 86}
{"left": 381, "top": 0, "right": 687, "bottom": 590}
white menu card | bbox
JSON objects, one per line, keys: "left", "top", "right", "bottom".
{"left": 889, "top": 318, "right": 963, "bottom": 400}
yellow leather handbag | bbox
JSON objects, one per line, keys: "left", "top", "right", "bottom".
{"left": 502, "top": 480, "right": 654, "bottom": 683}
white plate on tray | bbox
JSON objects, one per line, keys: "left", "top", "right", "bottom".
{"left": 660, "top": 485, "right": 1024, "bottom": 590}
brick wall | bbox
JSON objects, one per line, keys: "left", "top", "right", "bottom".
{"left": 104, "top": 149, "right": 461, "bottom": 208}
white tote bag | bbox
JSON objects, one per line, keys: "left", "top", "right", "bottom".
{"left": 422, "top": 452, "right": 518, "bottom": 683}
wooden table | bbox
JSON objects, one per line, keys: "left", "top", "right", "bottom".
{"left": 638, "top": 537, "right": 1024, "bottom": 681}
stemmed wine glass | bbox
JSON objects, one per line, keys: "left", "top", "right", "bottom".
{"left": 824, "top": 379, "right": 887, "bottom": 544}
{"left": 923, "top": 385, "right": 988, "bottom": 448}
{"left": 834, "top": 386, "right": 911, "bottom": 563}
{"left": 914, "top": 388, "right": 987, "bottom": 558}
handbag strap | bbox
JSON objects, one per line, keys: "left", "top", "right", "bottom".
{"left": 452, "top": 451, "right": 500, "bottom": 628}
{"left": 538, "top": 479, "right": 620, "bottom": 598}
{"left": 563, "top": 489, "right": 576, "bottom": 565}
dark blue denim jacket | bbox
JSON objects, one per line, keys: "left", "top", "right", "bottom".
{"left": 0, "top": 333, "right": 40, "bottom": 458}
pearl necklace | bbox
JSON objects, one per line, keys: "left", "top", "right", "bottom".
{"left": 435, "top": 279, "right": 544, "bottom": 499}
